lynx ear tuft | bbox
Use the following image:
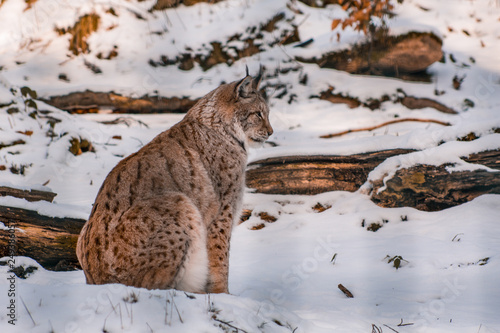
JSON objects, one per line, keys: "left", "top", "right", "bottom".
{"left": 252, "top": 65, "right": 264, "bottom": 90}
{"left": 236, "top": 76, "right": 254, "bottom": 99}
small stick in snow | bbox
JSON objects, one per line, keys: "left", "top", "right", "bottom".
{"left": 106, "top": 294, "right": 117, "bottom": 314}
{"left": 397, "top": 318, "right": 414, "bottom": 327}
{"left": 320, "top": 118, "right": 451, "bottom": 139}
{"left": 213, "top": 317, "right": 249, "bottom": 333}
{"left": 383, "top": 324, "right": 400, "bottom": 332}
{"left": 20, "top": 297, "right": 36, "bottom": 326}
{"left": 338, "top": 284, "right": 354, "bottom": 298}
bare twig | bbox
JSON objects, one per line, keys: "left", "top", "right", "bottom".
{"left": 338, "top": 284, "right": 354, "bottom": 298}
{"left": 172, "top": 296, "right": 183, "bottom": 324}
{"left": 320, "top": 118, "right": 451, "bottom": 139}
{"left": 397, "top": 318, "right": 414, "bottom": 327}
{"left": 213, "top": 317, "right": 249, "bottom": 333}
{"left": 164, "top": 295, "right": 169, "bottom": 326}
{"left": 102, "top": 317, "right": 108, "bottom": 333}
{"left": 383, "top": 324, "right": 400, "bottom": 332}
{"left": 106, "top": 294, "right": 117, "bottom": 315}
{"left": 119, "top": 303, "right": 124, "bottom": 329}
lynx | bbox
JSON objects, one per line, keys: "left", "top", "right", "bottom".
{"left": 76, "top": 70, "right": 272, "bottom": 293}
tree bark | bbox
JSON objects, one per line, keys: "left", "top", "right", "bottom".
{"left": 246, "top": 149, "right": 415, "bottom": 195}
{"left": 43, "top": 90, "right": 198, "bottom": 114}
{"left": 246, "top": 149, "right": 500, "bottom": 211}
{"left": 296, "top": 32, "right": 442, "bottom": 81}
{"left": 0, "top": 206, "right": 85, "bottom": 270}
{"left": 371, "top": 150, "right": 500, "bottom": 211}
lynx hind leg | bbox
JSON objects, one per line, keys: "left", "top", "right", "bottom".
{"left": 117, "top": 194, "right": 209, "bottom": 293}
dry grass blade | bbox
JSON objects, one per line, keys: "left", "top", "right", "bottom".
{"left": 20, "top": 296, "right": 36, "bottom": 326}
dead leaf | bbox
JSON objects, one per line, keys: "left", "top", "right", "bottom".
{"left": 16, "top": 130, "right": 34, "bottom": 136}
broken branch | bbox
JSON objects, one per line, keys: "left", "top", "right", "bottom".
{"left": 320, "top": 118, "right": 451, "bottom": 139}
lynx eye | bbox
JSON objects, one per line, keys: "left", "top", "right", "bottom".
{"left": 255, "top": 112, "right": 263, "bottom": 120}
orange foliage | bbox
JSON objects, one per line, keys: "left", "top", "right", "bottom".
{"left": 331, "top": 0, "right": 401, "bottom": 40}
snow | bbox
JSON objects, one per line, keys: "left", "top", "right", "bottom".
{"left": 1, "top": 0, "right": 500, "bottom": 332}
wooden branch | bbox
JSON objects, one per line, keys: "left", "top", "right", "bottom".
{"left": 246, "top": 149, "right": 415, "bottom": 195}
{"left": 320, "top": 118, "right": 451, "bottom": 139}
{"left": 0, "top": 205, "right": 85, "bottom": 270}
{"left": 0, "top": 186, "right": 57, "bottom": 203}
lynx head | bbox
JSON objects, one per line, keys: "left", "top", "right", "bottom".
{"left": 229, "top": 69, "right": 273, "bottom": 148}
{"left": 189, "top": 67, "right": 273, "bottom": 149}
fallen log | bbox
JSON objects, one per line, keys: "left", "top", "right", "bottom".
{"left": 246, "top": 149, "right": 500, "bottom": 212}
{"left": 0, "top": 186, "right": 56, "bottom": 203}
{"left": 315, "top": 86, "right": 457, "bottom": 113}
{"left": 43, "top": 90, "right": 198, "bottom": 114}
{"left": 246, "top": 149, "right": 415, "bottom": 195}
{"left": 370, "top": 149, "right": 500, "bottom": 211}
{"left": 370, "top": 163, "right": 500, "bottom": 211}
{"left": 1, "top": 149, "right": 497, "bottom": 269}
{"left": 400, "top": 96, "right": 457, "bottom": 114}
{"left": 0, "top": 206, "right": 85, "bottom": 270}
{"left": 296, "top": 32, "right": 442, "bottom": 81}
{"left": 150, "top": 0, "right": 224, "bottom": 10}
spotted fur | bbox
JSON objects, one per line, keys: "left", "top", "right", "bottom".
{"left": 76, "top": 72, "right": 272, "bottom": 293}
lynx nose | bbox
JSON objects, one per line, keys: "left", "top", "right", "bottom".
{"left": 267, "top": 126, "right": 273, "bottom": 137}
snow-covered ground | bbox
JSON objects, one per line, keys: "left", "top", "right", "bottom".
{"left": 1, "top": 0, "right": 500, "bottom": 332}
